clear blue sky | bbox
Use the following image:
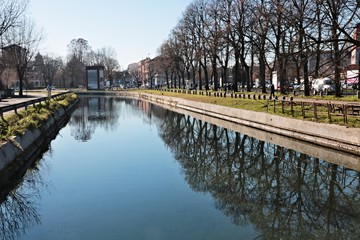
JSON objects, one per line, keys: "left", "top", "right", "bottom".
{"left": 28, "top": 0, "right": 193, "bottom": 69}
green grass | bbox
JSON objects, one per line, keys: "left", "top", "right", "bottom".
{"left": 135, "top": 89, "right": 360, "bottom": 128}
{"left": 0, "top": 93, "right": 78, "bottom": 142}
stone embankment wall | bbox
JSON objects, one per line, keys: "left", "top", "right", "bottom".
{"left": 122, "top": 92, "right": 360, "bottom": 156}
{"left": 0, "top": 99, "right": 79, "bottom": 172}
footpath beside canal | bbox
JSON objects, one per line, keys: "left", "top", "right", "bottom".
{"left": 115, "top": 91, "right": 360, "bottom": 157}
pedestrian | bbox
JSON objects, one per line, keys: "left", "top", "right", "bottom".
{"left": 270, "top": 84, "right": 275, "bottom": 98}
{"left": 46, "top": 85, "right": 51, "bottom": 99}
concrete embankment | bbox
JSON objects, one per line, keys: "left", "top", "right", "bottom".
{"left": 0, "top": 99, "right": 79, "bottom": 172}
{"left": 118, "top": 92, "right": 360, "bottom": 156}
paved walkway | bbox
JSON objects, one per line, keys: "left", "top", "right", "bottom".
{"left": 0, "top": 92, "right": 47, "bottom": 117}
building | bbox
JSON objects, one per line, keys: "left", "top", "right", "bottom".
{"left": 0, "top": 44, "right": 25, "bottom": 90}
{"left": 351, "top": 24, "right": 360, "bottom": 65}
{"left": 0, "top": 44, "right": 43, "bottom": 90}
{"left": 86, "top": 66, "right": 105, "bottom": 90}
{"left": 348, "top": 24, "right": 360, "bottom": 87}
{"left": 138, "top": 58, "right": 150, "bottom": 87}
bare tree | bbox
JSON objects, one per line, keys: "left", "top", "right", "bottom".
{"left": 64, "top": 56, "right": 84, "bottom": 88}
{"left": 203, "top": 0, "right": 223, "bottom": 91}
{"left": 2, "top": 17, "right": 42, "bottom": 96}
{"left": 250, "top": 1, "right": 271, "bottom": 94}
{"left": 0, "top": 0, "right": 28, "bottom": 90}
{"left": 147, "top": 58, "right": 156, "bottom": 88}
{"left": 157, "top": 0, "right": 360, "bottom": 96}
{"left": 127, "top": 62, "right": 140, "bottom": 87}
{"left": 267, "top": 0, "right": 291, "bottom": 94}
{"left": 216, "top": 3, "right": 232, "bottom": 89}
{"left": 288, "top": 0, "right": 314, "bottom": 96}
{"left": 99, "top": 47, "right": 119, "bottom": 88}
{"left": 195, "top": 0, "right": 211, "bottom": 90}
{"left": 87, "top": 47, "right": 119, "bottom": 88}
{"left": 164, "top": 33, "right": 187, "bottom": 88}
{"left": 320, "top": 0, "right": 360, "bottom": 95}
{"left": 38, "top": 54, "right": 63, "bottom": 87}
{"left": 174, "top": 6, "right": 198, "bottom": 89}
{"left": 156, "top": 43, "right": 169, "bottom": 88}
{"left": 87, "top": 49, "right": 103, "bottom": 66}
{"left": 67, "top": 38, "right": 91, "bottom": 64}
{"left": 65, "top": 38, "right": 92, "bottom": 88}
{"left": 222, "top": 0, "right": 253, "bottom": 92}
{"left": 0, "top": 0, "right": 28, "bottom": 38}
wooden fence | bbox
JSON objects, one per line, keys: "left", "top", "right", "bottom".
{"left": 158, "top": 89, "right": 360, "bottom": 124}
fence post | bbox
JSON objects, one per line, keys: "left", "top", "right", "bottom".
{"left": 301, "top": 102, "right": 305, "bottom": 118}
{"left": 273, "top": 96, "right": 278, "bottom": 113}
{"left": 313, "top": 102, "right": 318, "bottom": 120}
{"left": 290, "top": 97, "right": 294, "bottom": 116}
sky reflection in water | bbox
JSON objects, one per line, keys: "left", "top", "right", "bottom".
{"left": 0, "top": 96, "right": 357, "bottom": 240}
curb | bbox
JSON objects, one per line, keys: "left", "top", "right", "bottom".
{"left": 125, "top": 92, "right": 360, "bottom": 156}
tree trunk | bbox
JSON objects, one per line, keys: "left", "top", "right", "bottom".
{"left": 202, "top": 58, "right": 209, "bottom": 91}
{"left": 233, "top": 54, "right": 240, "bottom": 92}
{"left": 259, "top": 51, "right": 266, "bottom": 94}
{"left": 212, "top": 56, "right": 218, "bottom": 91}
{"left": 198, "top": 64, "right": 203, "bottom": 90}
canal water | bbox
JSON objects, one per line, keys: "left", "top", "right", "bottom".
{"left": 1, "top": 96, "right": 359, "bottom": 240}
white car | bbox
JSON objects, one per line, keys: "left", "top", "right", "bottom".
{"left": 45, "top": 86, "right": 56, "bottom": 91}
{"left": 312, "top": 77, "right": 335, "bottom": 95}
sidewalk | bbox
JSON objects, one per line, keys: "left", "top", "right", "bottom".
{"left": 0, "top": 92, "right": 48, "bottom": 117}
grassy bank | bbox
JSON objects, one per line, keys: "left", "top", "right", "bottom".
{"left": 0, "top": 93, "right": 78, "bottom": 142}
{"left": 135, "top": 89, "right": 360, "bottom": 128}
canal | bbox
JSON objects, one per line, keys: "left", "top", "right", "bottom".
{"left": 1, "top": 95, "right": 359, "bottom": 239}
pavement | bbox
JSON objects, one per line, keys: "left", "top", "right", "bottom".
{"left": 0, "top": 92, "right": 48, "bottom": 117}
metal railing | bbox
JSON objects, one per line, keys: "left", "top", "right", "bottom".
{"left": 0, "top": 92, "right": 73, "bottom": 119}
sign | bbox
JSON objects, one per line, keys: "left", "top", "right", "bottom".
{"left": 272, "top": 71, "right": 278, "bottom": 88}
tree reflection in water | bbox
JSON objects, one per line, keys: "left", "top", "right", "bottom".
{"left": 3, "top": 97, "right": 358, "bottom": 239}
{"left": 0, "top": 151, "right": 50, "bottom": 240}
{"left": 152, "top": 105, "right": 360, "bottom": 239}
{"left": 71, "top": 97, "right": 360, "bottom": 239}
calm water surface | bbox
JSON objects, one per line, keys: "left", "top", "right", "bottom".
{"left": 1, "top": 96, "right": 359, "bottom": 239}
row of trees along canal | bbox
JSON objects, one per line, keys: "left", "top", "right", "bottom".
{"left": 0, "top": 1, "right": 119, "bottom": 97}
{"left": 149, "top": 0, "right": 360, "bottom": 97}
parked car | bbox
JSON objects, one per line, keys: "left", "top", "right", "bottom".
{"left": 45, "top": 86, "right": 56, "bottom": 91}
{"left": 276, "top": 82, "right": 294, "bottom": 92}
{"left": 312, "top": 77, "right": 336, "bottom": 95}
{"left": 350, "top": 80, "right": 359, "bottom": 90}
{"left": 293, "top": 82, "right": 305, "bottom": 91}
